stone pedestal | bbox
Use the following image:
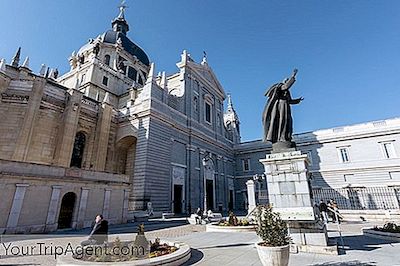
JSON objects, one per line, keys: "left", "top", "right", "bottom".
{"left": 259, "top": 150, "right": 331, "bottom": 251}
{"left": 246, "top": 180, "right": 256, "bottom": 215}
{"left": 134, "top": 234, "right": 150, "bottom": 258}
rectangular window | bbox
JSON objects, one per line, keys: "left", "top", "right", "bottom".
{"left": 128, "top": 66, "right": 138, "bottom": 81}
{"left": 102, "top": 76, "right": 108, "bottom": 86}
{"left": 205, "top": 102, "right": 212, "bottom": 123}
{"left": 382, "top": 142, "right": 396, "bottom": 159}
{"left": 344, "top": 174, "right": 353, "bottom": 183}
{"left": 338, "top": 147, "right": 350, "bottom": 163}
{"left": 242, "top": 159, "right": 250, "bottom": 171}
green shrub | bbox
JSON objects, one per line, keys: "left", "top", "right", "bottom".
{"left": 374, "top": 222, "right": 400, "bottom": 233}
{"left": 240, "top": 218, "right": 249, "bottom": 226}
{"left": 255, "top": 205, "right": 290, "bottom": 246}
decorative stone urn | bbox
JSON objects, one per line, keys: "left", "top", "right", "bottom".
{"left": 255, "top": 243, "right": 289, "bottom": 266}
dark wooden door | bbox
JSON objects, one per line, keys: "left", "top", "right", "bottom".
{"left": 174, "top": 185, "right": 183, "bottom": 214}
{"left": 58, "top": 192, "right": 76, "bottom": 229}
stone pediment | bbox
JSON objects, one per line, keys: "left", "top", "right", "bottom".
{"left": 188, "top": 61, "right": 226, "bottom": 99}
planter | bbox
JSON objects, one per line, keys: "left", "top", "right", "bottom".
{"left": 255, "top": 243, "right": 289, "bottom": 266}
{"left": 206, "top": 222, "right": 256, "bottom": 232}
{"left": 362, "top": 228, "right": 400, "bottom": 242}
{"left": 57, "top": 241, "right": 191, "bottom": 266}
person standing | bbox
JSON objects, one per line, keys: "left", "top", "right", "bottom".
{"left": 331, "top": 200, "right": 341, "bottom": 223}
{"left": 195, "top": 207, "right": 203, "bottom": 224}
{"left": 319, "top": 200, "right": 329, "bottom": 224}
{"left": 328, "top": 199, "right": 336, "bottom": 223}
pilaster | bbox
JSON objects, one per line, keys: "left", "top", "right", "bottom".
{"left": 44, "top": 185, "right": 63, "bottom": 232}
{"left": 102, "top": 188, "right": 112, "bottom": 219}
{"left": 122, "top": 189, "right": 130, "bottom": 223}
{"left": 6, "top": 183, "right": 29, "bottom": 232}
{"left": 53, "top": 89, "right": 83, "bottom": 167}
{"left": 93, "top": 102, "right": 113, "bottom": 171}
{"left": 12, "top": 77, "right": 46, "bottom": 161}
{"left": 75, "top": 187, "right": 90, "bottom": 229}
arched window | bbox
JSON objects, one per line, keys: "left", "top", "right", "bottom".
{"left": 70, "top": 132, "right": 86, "bottom": 168}
{"left": 104, "top": 54, "right": 111, "bottom": 66}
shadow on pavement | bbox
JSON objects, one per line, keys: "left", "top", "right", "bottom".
{"left": 310, "top": 260, "right": 377, "bottom": 266}
{"left": 334, "top": 234, "right": 399, "bottom": 252}
{"left": 198, "top": 243, "right": 254, "bottom": 250}
{"left": 1, "top": 219, "right": 189, "bottom": 243}
{"left": 181, "top": 248, "right": 204, "bottom": 265}
{"left": 0, "top": 264, "right": 40, "bottom": 266}
{"left": 67, "top": 219, "right": 189, "bottom": 235}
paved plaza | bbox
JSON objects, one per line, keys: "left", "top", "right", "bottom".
{"left": 0, "top": 219, "right": 399, "bottom": 266}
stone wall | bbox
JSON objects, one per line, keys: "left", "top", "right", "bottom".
{"left": 0, "top": 159, "right": 130, "bottom": 233}
{"left": 234, "top": 118, "right": 400, "bottom": 210}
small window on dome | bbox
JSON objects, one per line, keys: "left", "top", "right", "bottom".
{"left": 128, "top": 66, "right": 138, "bottom": 81}
{"left": 104, "top": 55, "right": 111, "bottom": 66}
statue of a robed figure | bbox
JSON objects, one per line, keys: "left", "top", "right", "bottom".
{"left": 262, "top": 69, "right": 304, "bottom": 152}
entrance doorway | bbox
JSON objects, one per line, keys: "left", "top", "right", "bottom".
{"left": 173, "top": 185, "right": 183, "bottom": 214}
{"left": 206, "top": 180, "right": 214, "bottom": 211}
{"left": 228, "top": 190, "right": 234, "bottom": 211}
{"left": 58, "top": 192, "right": 76, "bottom": 229}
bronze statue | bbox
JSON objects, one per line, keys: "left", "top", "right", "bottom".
{"left": 262, "top": 69, "right": 304, "bottom": 151}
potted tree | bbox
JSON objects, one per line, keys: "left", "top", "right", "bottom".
{"left": 255, "top": 205, "right": 291, "bottom": 266}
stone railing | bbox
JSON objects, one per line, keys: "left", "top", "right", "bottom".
{"left": 0, "top": 159, "right": 129, "bottom": 184}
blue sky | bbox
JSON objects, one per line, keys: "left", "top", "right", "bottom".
{"left": 1, "top": 0, "right": 399, "bottom": 141}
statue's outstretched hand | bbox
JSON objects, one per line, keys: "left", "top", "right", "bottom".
{"left": 300, "top": 97, "right": 304, "bottom": 101}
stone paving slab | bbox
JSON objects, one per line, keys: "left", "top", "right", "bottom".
{"left": 0, "top": 221, "right": 400, "bottom": 265}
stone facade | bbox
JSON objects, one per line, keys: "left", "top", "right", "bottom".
{"left": 1, "top": 6, "right": 399, "bottom": 234}
{"left": 235, "top": 118, "right": 400, "bottom": 211}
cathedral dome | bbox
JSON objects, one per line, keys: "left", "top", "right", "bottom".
{"left": 102, "top": 30, "right": 149, "bottom": 66}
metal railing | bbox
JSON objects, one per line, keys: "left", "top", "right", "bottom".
{"left": 312, "top": 186, "right": 400, "bottom": 210}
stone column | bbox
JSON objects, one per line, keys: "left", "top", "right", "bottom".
{"left": 53, "top": 89, "right": 83, "bottom": 167}
{"left": 122, "top": 189, "right": 130, "bottom": 223}
{"left": 75, "top": 187, "right": 90, "bottom": 229}
{"left": 93, "top": 102, "right": 112, "bottom": 171}
{"left": 246, "top": 180, "right": 256, "bottom": 215}
{"left": 102, "top": 188, "right": 112, "bottom": 220}
{"left": 44, "top": 185, "right": 62, "bottom": 232}
{"left": 6, "top": 183, "right": 29, "bottom": 232}
{"left": 12, "top": 78, "right": 45, "bottom": 161}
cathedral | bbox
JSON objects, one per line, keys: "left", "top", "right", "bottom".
{"left": 0, "top": 6, "right": 239, "bottom": 233}
{"left": 0, "top": 6, "right": 399, "bottom": 233}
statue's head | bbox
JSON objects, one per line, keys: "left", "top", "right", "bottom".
{"left": 282, "top": 78, "right": 289, "bottom": 83}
